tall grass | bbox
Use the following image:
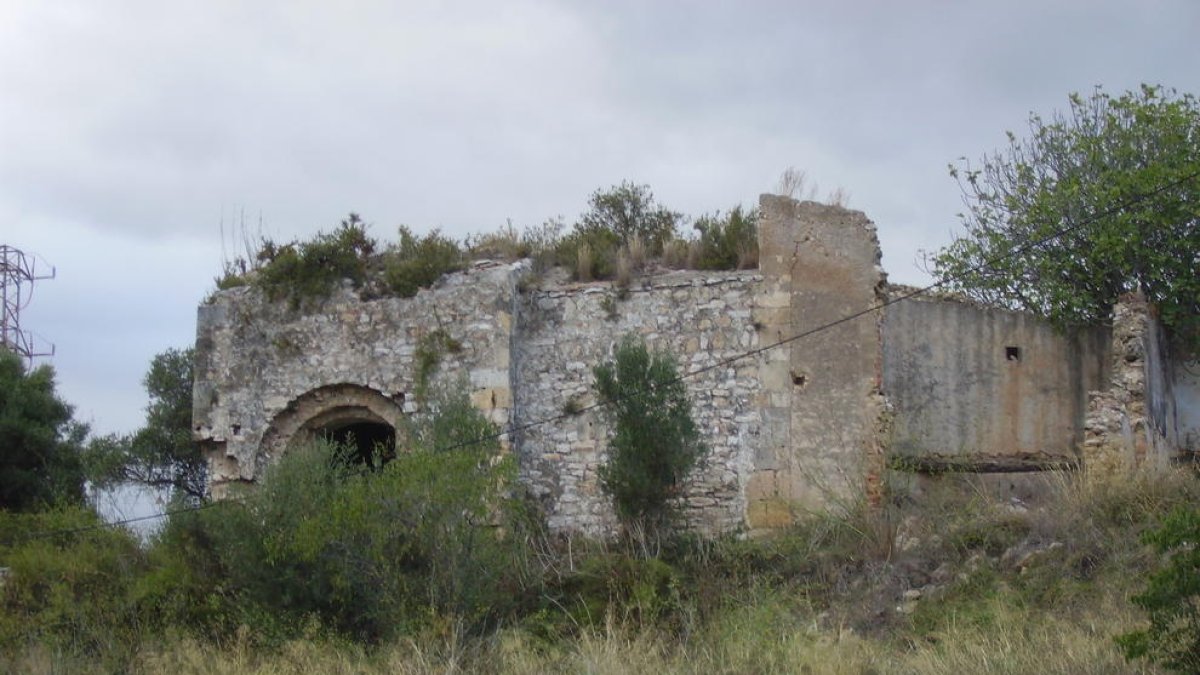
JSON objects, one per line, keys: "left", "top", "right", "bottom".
{"left": 3, "top": 463, "right": 1194, "bottom": 673}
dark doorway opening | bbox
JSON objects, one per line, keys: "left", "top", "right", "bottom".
{"left": 319, "top": 420, "right": 396, "bottom": 470}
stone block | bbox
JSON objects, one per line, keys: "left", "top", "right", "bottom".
{"left": 470, "top": 387, "right": 512, "bottom": 410}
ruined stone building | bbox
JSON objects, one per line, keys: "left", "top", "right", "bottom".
{"left": 192, "top": 195, "right": 1200, "bottom": 533}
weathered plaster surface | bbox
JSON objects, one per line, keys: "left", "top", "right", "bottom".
{"left": 883, "top": 296, "right": 1109, "bottom": 470}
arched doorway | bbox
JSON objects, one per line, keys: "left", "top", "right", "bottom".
{"left": 260, "top": 384, "right": 406, "bottom": 469}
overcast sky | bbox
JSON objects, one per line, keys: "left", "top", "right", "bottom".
{"left": 2, "top": 0, "right": 1198, "bottom": 436}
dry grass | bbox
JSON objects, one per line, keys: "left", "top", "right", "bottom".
{"left": 130, "top": 594, "right": 1161, "bottom": 675}
{"left": 660, "top": 239, "right": 687, "bottom": 269}
{"left": 626, "top": 236, "right": 648, "bottom": 271}
{"left": 13, "top": 465, "right": 1194, "bottom": 675}
{"left": 614, "top": 251, "right": 633, "bottom": 289}
{"left": 575, "top": 243, "right": 594, "bottom": 282}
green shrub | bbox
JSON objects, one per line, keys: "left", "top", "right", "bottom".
{"left": 158, "top": 383, "right": 532, "bottom": 644}
{"left": 0, "top": 507, "right": 149, "bottom": 669}
{"left": 384, "top": 226, "right": 463, "bottom": 297}
{"left": 692, "top": 205, "right": 759, "bottom": 270}
{"left": 556, "top": 227, "right": 621, "bottom": 281}
{"left": 578, "top": 182, "right": 681, "bottom": 254}
{"left": 558, "top": 553, "right": 682, "bottom": 628}
{"left": 554, "top": 182, "right": 682, "bottom": 280}
{"left": 593, "top": 335, "right": 704, "bottom": 537}
{"left": 1117, "top": 505, "right": 1200, "bottom": 671}
{"left": 257, "top": 214, "right": 376, "bottom": 309}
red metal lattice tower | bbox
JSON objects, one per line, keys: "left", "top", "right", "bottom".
{"left": 0, "top": 245, "right": 55, "bottom": 366}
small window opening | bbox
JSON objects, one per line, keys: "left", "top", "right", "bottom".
{"left": 790, "top": 370, "right": 807, "bottom": 387}
{"left": 231, "top": 424, "right": 242, "bottom": 436}
{"left": 1005, "top": 346, "right": 1021, "bottom": 362}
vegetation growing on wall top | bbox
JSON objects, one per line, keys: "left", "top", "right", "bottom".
{"left": 209, "top": 180, "right": 785, "bottom": 305}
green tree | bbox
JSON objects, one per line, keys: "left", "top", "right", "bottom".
{"left": 0, "top": 349, "right": 86, "bottom": 511}
{"left": 932, "top": 85, "right": 1200, "bottom": 342}
{"left": 578, "top": 181, "right": 682, "bottom": 253}
{"left": 87, "top": 347, "right": 205, "bottom": 502}
{"left": 593, "top": 335, "right": 704, "bottom": 536}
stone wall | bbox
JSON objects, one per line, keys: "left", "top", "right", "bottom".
{"left": 193, "top": 194, "right": 1195, "bottom": 533}
{"left": 513, "top": 273, "right": 762, "bottom": 534}
{"left": 193, "top": 262, "right": 524, "bottom": 495}
{"left": 1083, "top": 293, "right": 1200, "bottom": 471}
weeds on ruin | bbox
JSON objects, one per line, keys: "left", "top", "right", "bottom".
{"left": 207, "top": 181, "right": 781, "bottom": 305}
{"left": 384, "top": 225, "right": 464, "bottom": 298}
{"left": 255, "top": 214, "right": 377, "bottom": 310}
{"left": 692, "top": 205, "right": 759, "bottom": 271}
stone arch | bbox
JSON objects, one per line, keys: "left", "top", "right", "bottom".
{"left": 260, "top": 383, "right": 407, "bottom": 468}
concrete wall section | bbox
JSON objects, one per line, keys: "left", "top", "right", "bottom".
{"left": 747, "top": 197, "right": 886, "bottom": 524}
{"left": 1175, "top": 360, "right": 1200, "bottom": 452}
{"left": 1146, "top": 317, "right": 1200, "bottom": 456}
{"left": 883, "top": 297, "right": 1109, "bottom": 469}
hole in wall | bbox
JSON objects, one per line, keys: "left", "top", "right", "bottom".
{"left": 318, "top": 420, "right": 396, "bottom": 470}
{"left": 1005, "top": 346, "right": 1021, "bottom": 362}
{"left": 231, "top": 424, "right": 241, "bottom": 436}
{"left": 790, "top": 370, "right": 807, "bottom": 387}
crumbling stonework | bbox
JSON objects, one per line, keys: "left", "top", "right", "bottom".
{"left": 193, "top": 195, "right": 1196, "bottom": 534}
{"left": 514, "top": 273, "right": 763, "bottom": 533}
{"left": 1082, "top": 293, "right": 1200, "bottom": 471}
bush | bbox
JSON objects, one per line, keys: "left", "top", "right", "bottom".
{"left": 556, "top": 227, "right": 621, "bottom": 281}
{"left": 157, "top": 383, "right": 532, "bottom": 644}
{"left": 578, "top": 182, "right": 681, "bottom": 254}
{"left": 0, "top": 508, "right": 149, "bottom": 670}
{"left": 384, "top": 226, "right": 463, "bottom": 298}
{"left": 692, "top": 206, "right": 759, "bottom": 270}
{"left": 1117, "top": 505, "right": 1200, "bottom": 671}
{"left": 257, "top": 214, "right": 377, "bottom": 309}
{"left": 593, "top": 335, "right": 704, "bottom": 536}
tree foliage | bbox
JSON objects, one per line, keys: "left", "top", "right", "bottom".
{"left": 0, "top": 349, "right": 86, "bottom": 511}
{"left": 86, "top": 347, "right": 205, "bottom": 502}
{"left": 578, "top": 181, "right": 682, "bottom": 253}
{"left": 593, "top": 335, "right": 703, "bottom": 535}
{"left": 932, "top": 85, "right": 1200, "bottom": 342}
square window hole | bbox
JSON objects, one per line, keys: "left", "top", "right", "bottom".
{"left": 1005, "top": 346, "right": 1021, "bottom": 362}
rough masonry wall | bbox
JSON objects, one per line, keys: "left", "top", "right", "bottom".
{"left": 514, "top": 273, "right": 763, "bottom": 534}
{"left": 194, "top": 195, "right": 1182, "bottom": 533}
{"left": 883, "top": 296, "right": 1110, "bottom": 469}
{"left": 193, "top": 263, "right": 524, "bottom": 493}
